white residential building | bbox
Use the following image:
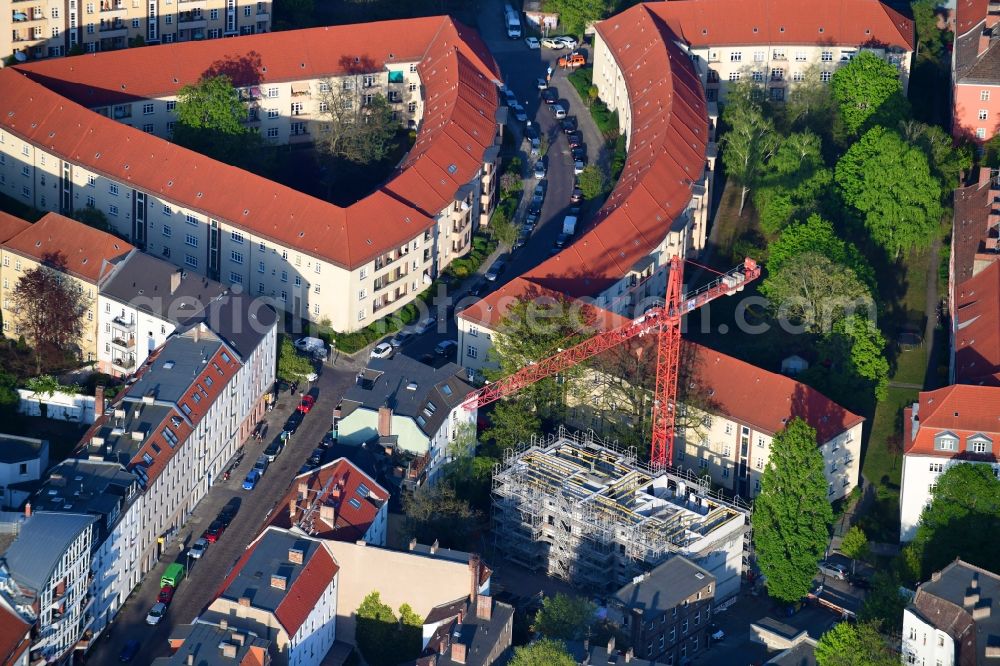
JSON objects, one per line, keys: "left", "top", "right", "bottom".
{"left": 0, "top": 434, "right": 48, "bottom": 510}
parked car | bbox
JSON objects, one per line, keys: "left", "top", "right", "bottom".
{"left": 571, "top": 146, "right": 587, "bottom": 161}
{"left": 523, "top": 213, "right": 539, "bottom": 230}
{"left": 571, "top": 188, "right": 583, "bottom": 203}
{"left": 485, "top": 258, "right": 506, "bottom": 281}
{"left": 554, "top": 35, "right": 578, "bottom": 49}
{"left": 525, "top": 36, "right": 540, "bottom": 49}
{"left": 370, "top": 342, "right": 394, "bottom": 359}
{"left": 253, "top": 454, "right": 269, "bottom": 477}
{"left": 468, "top": 280, "right": 488, "bottom": 297}
{"left": 283, "top": 412, "right": 303, "bottom": 434}
{"left": 242, "top": 469, "right": 261, "bottom": 490}
{"left": 263, "top": 439, "right": 284, "bottom": 461}
{"left": 202, "top": 520, "right": 225, "bottom": 543}
{"left": 218, "top": 498, "right": 240, "bottom": 526}
{"left": 188, "top": 538, "right": 209, "bottom": 560}
{"left": 555, "top": 232, "right": 570, "bottom": 248}
{"left": 818, "top": 562, "right": 847, "bottom": 580}
{"left": 533, "top": 160, "right": 546, "bottom": 179}
{"left": 298, "top": 462, "right": 318, "bottom": 475}
{"left": 119, "top": 640, "right": 141, "bottom": 662}
{"left": 390, "top": 330, "right": 415, "bottom": 347}
{"left": 513, "top": 107, "right": 528, "bottom": 123}
{"left": 541, "top": 88, "right": 558, "bottom": 104}
{"left": 849, "top": 575, "right": 872, "bottom": 590}
{"left": 296, "top": 395, "right": 316, "bottom": 414}
{"left": 435, "top": 339, "right": 458, "bottom": 356}
{"left": 536, "top": 77, "right": 548, "bottom": 90}
{"left": 528, "top": 195, "right": 543, "bottom": 215}
{"left": 158, "top": 585, "right": 175, "bottom": 605}
{"left": 415, "top": 317, "right": 437, "bottom": 334}
{"left": 529, "top": 137, "right": 541, "bottom": 156}
{"left": 540, "top": 37, "right": 565, "bottom": 49}
{"left": 561, "top": 116, "right": 578, "bottom": 133}
{"left": 567, "top": 131, "right": 583, "bottom": 147}
{"left": 574, "top": 160, "right": 585, "bottom": 175}
{"left": 146, "top": 602, "right": 167, "bottom": 625}
{"left": 308, "top": 447, "right": 325, "bottom": 466}
{"left": 550, "top": 104, "right": 567, "bottom": 119}
{"left": 513, "top": 229, "right": 530, "bottom": 249}
{"left": 558, "top": 52, "right": 586, "bottom": 68}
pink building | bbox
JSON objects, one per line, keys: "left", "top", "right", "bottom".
{"left": 953, "top": 0, "right": 1000, "bottom": 142}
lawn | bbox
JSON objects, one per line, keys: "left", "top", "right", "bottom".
{"left": 858, "top": 386, "right": 916, "bottom": 542}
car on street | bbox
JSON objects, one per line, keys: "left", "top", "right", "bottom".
{"left": 283, "top": 412, "right": 303, "bottom": 434}
{"left": 511, "top": 104, "right": 527, "bottom": 123}
{"left": 569, "top": 205, "right": 582, "bottom": 216}
{"left": 308, "top": 447, "right": 325, "bottom": 466}
{"left": 502, "top": 87, "right": 516, "bottom": 104}
{"left": 536, "top": 77, "right": 548, "bottom": 90}
{"left": 556, "top": 232, "right": 570, "bottom": 248}
{"left": 485, "top": 258, "right": 506, "bottom": 281}
{"left": 561, "top": 116, "right": 578, "bottom": 133}
{"left": 203, "top": 520, "right": 225, "bottom": 543}
{"left": 571, "top": 188, "right": 583, "bottom": 203}
{"left": 299, "top": 462, "right": 318, "bottom": 474}
{"left": 529, "top": 137, "right": 541, "bottom": 156}
{"left": 188, "top": 538, "right": 209, "bottom": 559}
{"left": 297, "top": 394, "right": 316, "bottom": 414}
{"left": 818, "top": 561, "right": 847, "bottom": 580}
{"left": 263, "top": 439, "right": 284, "bottom": 461}
{"left": 523, "top": 213, "right": 538, "bottom": 230}
{"left": 370, "top": 342, "right": 394, "bottom": 359}
{"left": 558, "top": 52, "right": 586, "bottom": 68}
{"left": 119, "top": 640, "right": 141, "bottom": 662}
{"left": 540, "top": 37, "right": 564, "bottom": 49}
{"left": 533, "top": 160, "right": 546, "bottom": 179}
{"left": 571, "top": 145, "right": 587, "bottom": 161}
{"left": 550, "top": 104, "right": 567, "bottom": 119}
{"left": 541, "top": 88, "right": 558, "bottom": 104}
{"left": 218, "top": 498, "right": 240, "bottom": 526}
{"left": 253, "top": 454, "right": 269, "bottom": 477}
{"left": 574, "top": 160, "right": 585, "bottom": 174}
{"left": 468, "top": 280, "right": 488, "bottom": 297}
{"left": 415, "top": 317, "right": 437, "bottom": 334}
{"left": 567, "top": 131, "right": 583, "bottom": 147}
{"left": 242, "top": 469, "right": 261, "bottom": 490}
{"left": 525, "top": 36, "right": 540, "bottom": 49}
{"left": 146, "top": 602, "right": 167, "bottom": 625}
{"left": 513, "top": 229, "right": 530, "bottom": 249}
{"left": 391, "top": 330, "right": 415, "bottom": 347}
{"left": 528, "top": 195, "right": 543, "bottom": 215}
{"left": 553, "top": 35, "right": 578, "bottom": 49}
{"left": 435, "top": 340, "right": 458, "bottom": 356}
{"left": 158, "top": 585, "right": 175, "bottom": 605}
{"left": 849, "top": 575, "right": 872, "bottom": 590}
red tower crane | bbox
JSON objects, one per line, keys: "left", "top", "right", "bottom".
{"left": 463, "top": 256, "right": 761, "bottom": 468}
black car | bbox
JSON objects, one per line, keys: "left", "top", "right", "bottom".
{"left": 560, "top": 116, "right": 578, "bottom": 133}
{"left": 263, "top": 439, "right": 284, "bottom": 461}
{"left": 849, "top": 575, "right": 872, "bottom": 590}
{"left": 528, "top": 195, "right": 543, "bottom": 215}
{"left": 308, "top": 448, "right": 325, "bottom": 466}
{"left": 284, "top": 411, "right": 303, "bottom": 433}
{"left": 541, "top": 88, "right": 558, "bottom": 104}
{"left": 218, "top": 498, "right": 240, "bottom": 526}
{"left": 567, "top": 131, "right": 583, "bottom": 148}
{"left": 571, "top": 146, "right": 587, "bottom": 161}
{"left": 119, "top": 640, "right": 141, "bottom": 662}
{"left": 570, "top": 188, "right": 583, "bottom": 203}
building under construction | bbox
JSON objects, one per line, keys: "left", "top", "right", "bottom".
{"left": 492, "top": 428, "right": 751, "bottom": 600}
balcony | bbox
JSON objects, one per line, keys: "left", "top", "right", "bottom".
{"left": 99, "top": 20, "right": 127, "bottom": 35}
{"left": 111, "top": 315, "right": 135, "bottom": 330}
{"left": 111, "top": 354, "right": 135, "bottom": 371}
{"left": 11, "top": 10, "right": 46, "bottom": 23}
{"left": 110, "top": 336, "right": 135, "bottom": 350}
{"left": 178, "top": 13, "right": 206, "bottom": 27}
{"left": 99, "top": 1, "right": 127, "bottom": 14}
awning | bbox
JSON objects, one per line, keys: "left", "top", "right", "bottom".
{"left": 291, "top": 83, "right": 310, "bottom": 95}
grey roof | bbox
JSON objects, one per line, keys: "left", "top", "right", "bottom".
{"left": 418, "top": 597, "right": 515, "bottom": 666}
{"left": 31, "top": 459, "right": 138, "bottom": 538}
{"left": 911, "top": 559, "right": 1000, "bottom": 665}
{"left": 612, "top": 556, "right": 715, "bottom": 616}
{"left": 191, "top": 290, "right": 277, "bottom": 360}
{"left": 1, "top": 512, "right": 95, "bottom": 592}
{"left": 766, "top": 639, "right": 818, "bottom": 666}
{"left": 0, "top": 434, "right": 46, "bottom": 464}
{"left": 219, "top": 529, "right": 323, "bottom": 616}
{"left": 342, "top": 355, "right": 472, "bottom": 437}
{"left": 152, "top": 621, "right": 270, "bottom": 666}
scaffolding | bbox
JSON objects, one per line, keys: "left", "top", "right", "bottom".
{"left": 492, "top": 427, "right": 752, "bottom": 593}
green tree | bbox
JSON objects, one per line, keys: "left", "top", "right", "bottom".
{"left": 753, "top": 418, "right": 833, "bottom": 604}
{"left": 765, "top": 214, "right": 873, "bottom": 287}
{"left": 445, "top": 454, "right": 497, "bottom": 513}
{"left": 912, "top": 0, "right": 945, "bottom": 58}
{"left": 482, "top": 398, "right": 541, "bottom": 452}
{"left": 859, "top": 571, "right": 907, "bottom": 633}
{"left": 899, "top": 120, "right": 972, "bottom": 189}
{"left": 533, "top": 593, "right": 596, "bottom": 641}
{"left": 754, "top": 132, "right": 835, "bottom": 234}
{"left": 815, "top": 621, "right": 897, "bottom": 666}
{"left": 577, "top": 164, "right": 606, "bottom": 199}
{"left": 0, "top": 371, "right": 19, "bottom": 418}
{"left": 721, "top": 84, "right": 780, "bottom": 214}
{"left": 174, "top": 75, "right": 261, "bottom": 166}
{"left": 355, "top": 593, "right": 423, "bottom": 666}
{"left": 761, "top": 252, "right": 874, "bottom": 334}
{"left": 829, "top": 316, "right": 890, "bottom": 401}
{"left": 906, "top": 463, "right": 1000, "bottom": 580}
{"left": 840, "top": 525, "right": 869, "bottom": 575}
{"left": 781, "top": 66, "right": 838, "bottom": 136}
{"left": 542, "top": 0, "right": 604, "bottom": 37}
{"left": 830, "top": 51, "right": 907, "bottom": 135}
{"left": 276, "top": 337, "right": 314, "bottom": 383}
{"left": 275, "top": 0, "right": 314, "bottom": 28}
{"left": 402, "top": 483, "right": 479, "bottom": 550}
{"left": 316, "top": 79, "right": 399, "bottom": 164}
{"left": 509, "top": 638, "right": 576, "bottom": 666}
{"left": 490, "top": 206, "right": 520, "bottom": 249}
{"left": 835, "top": 126, "right": 943, "bottom": 257}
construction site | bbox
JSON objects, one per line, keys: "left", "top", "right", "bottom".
{"left": 491, "top": 428, "right": 751, "bottom": 600}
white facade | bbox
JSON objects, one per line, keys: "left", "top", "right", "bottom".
{"left": 288, "top": 570, "right": 338, "bottom": 666}
{"left": 0, "top": 436, "right": 48, "bottom": 508}
{"left": 902, "top": 606, "right": 956, "bottom": 666}
{"left": 96, "top": 294, "right": 177, "bottom": 375}
{"left": 899, "top": 456, "right": 998, "bottom": 542}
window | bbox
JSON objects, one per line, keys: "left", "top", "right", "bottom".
{"left": 752, "top": 71, "right": 764, "bottom": 82}
{"left": 267, "top": 108, "right": 279, "bottom": 119}
{"left": 757, "top": 436, "right": 766, "bottom": 447}
{"left": 266, "top": 127, "right": 279, "bottom": 138}
{"left": 142, "top": 124, "right": 154, "bottom": 133}
{"left": 313, "top": 303, "right": 320, "bottom": 315}
{"left": 231, "top": 250, "right": 243, "bottom": 264}
{"left": 978, "top": 128, "right": 987, "bottom": 139}
{"left": 21, "top": 166, "right": 30, "bottom": 178}
{"left": 969, "top": 436, "right": 992, "bottom": 454}
{"left": 279, "top": 290, "right": 287, "bottom": 302}
{"left": 795, "top": 51, "right": 807, "bottom": 62}
{"left": 231, "top": 230, "right": 244, "bottom": 244}
{"left": 699, "top": 459, "right": 709, "bottom": 469}
{"left": 281, "top": 270, "right": 288, "bottom": 282}
{"left": 314, "top": 262, "right": 321, "bottom": 274}
{"left": 185, "top": 254, "right": 198, "bottom": 268}
{"left": 770, "top": 87, "right": 785, "bottom": 101}
{"left": 143, "top": 103, "right": 155, "bottom": 115}
{"left": 244, "top": 6, "right": 251, "bottom": 15}
{"left": 725, "top": 424, "right": 733, "bottom": 435}
{"left": 772, "top": 49, "right": 785, "bottom": 60}
{"left": 267, "top": 86, "right": 279, "bottom": 98}
{"left": 166, "top": 100, "right": 176, "bottom": 112}
{"left": 294, "top": 276, "right": 302, "bottom": 287}
{"left": 982, "top": 90, "right": 991, "bottom": 101}
{"left": 820, "top": 70, "right": 832, "bottom": 83}
{"left": 755, "top": 457, "right": 763, "bottom": 469}
{"left": 185, "top": 214, "right": 198, "bottom": 225}
{"left": 86, "top": 195, "right": 96, "bottom": 208}
{"left": 467, "top": 346, "right": 478, "bottom": 359}
{"left": 358, "top": 309, "right": 366, "bottom": 321}
{"left": 821, "top": 50, "right": 833, "bottom": 62}
{"left": 230, "top": 272, "right": 243, "bottom": 284}
{"left": 980, "top": 109, "right": 989, "bottom": 121}
{"left": 753, "top": 50, "right": 765, "bottom": 62}
{"left": 935, "top": 433, "right": 958, "bottom": 451}
{"left": 185, "top": 234, "right": 198, "bottom": 247}
{"left": 210, "top": 8, "right": 219, "bottom": 19}
{"left": 358, "top": 288, "right": 367, "bottom": 300}
{"left": 108, "top": 205, "right": 119, "bottom": 217}
{"left": 162, "top": 224, "right": 172, "bottom": 237}
{"left": 929, "top": 462, "right": 944, "bottom": 473}
{"left": 728, "top": 72, "right": 741, "bottom": 82}
{"left": 164, "top": 15, "right": 172, "bottom": 24}
{"left": 770, "top": 68, "right": 784, "bottom": 81}
{"left": 792, "top": 71, "right": 804, "bottom": 82}
{"left": 314, "top": 285, "right": 321, "bottom": 294}
{"left": 730, "top": 51, "right": 742, "bottom": 62}
{"left": 258, "top": 260, "right": 265, "bottom": 273}
{"left": 109, "top": 183, "right": 119, "bottom": 196}
{"left": 360, "top": 267, "right": 368, "bottom": 279}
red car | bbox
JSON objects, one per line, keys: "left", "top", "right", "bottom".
{"left": 297, "top": 395, "right": 316, "bottom": 414}
{"left": 157, "top": 585, "right": 174, "bottom": 605}
{"left": 202, "top": 520, "right": 225, "bottom": 543}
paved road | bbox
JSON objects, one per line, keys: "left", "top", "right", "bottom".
{"left": 86, "top": 358, "right": 361, "bottom": 664}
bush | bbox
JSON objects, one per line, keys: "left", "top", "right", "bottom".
{"left": 568, "top": 67, "right": 593, "bottom": 104}
{"left": 591, "top": 101, "right": 620, "bottom": 140}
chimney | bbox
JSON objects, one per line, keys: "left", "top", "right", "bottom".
{"left": 965, "top": 588, "right": 980, "bottom": 607}
{"left": 288, "top": 548, "right": 304, "bottom": 565}
{"left": 289, "top": 499, "right": 298, "bottom": 522}
{"left": 221, "top": 643, "right": 237, "bottom": 658}
{"left": 981, "top": 166, "right": 994, "bottom": 188}
{"left": 170, "top": 269, "right": 182, "bottom": 295}
{"left": 607, "top": 636, "right": 615, "bottom": 653}
{"left": 980, "top": 29, "right": 993, "bottom": 58}
{"left": 238, "top": 596, "right": 252, "bottom": 607}
{"left": 409, "top": 538, "right": 417, "bottom": 551}
{"left": 320, "top": 504, "right": 336, "bottom": 525}
{"left": 219, "top": 619, "right": 228, "bottom": 630}
{"left": 95, "top": 385, "right": 105, "bottom": 420}
{"left": 378, "top": 405, "right": 392, "bottom": 437}
{"left": 624, "top": 647, "right": 634, "bottom": 663}
{"left": 430, "top": 539, "right": 439, "bottom": 554}
{"left": 24, "top": 502, "right": 31, "bottom": 519}
{"left": 973, "top": 602, "right": 992, "bottom": 620}
{"left": 477, "top": 594, "right": 493, "bottom": 621}
{"left": 469, "top": 553, "right": 481, "bottom": 605}
{"left": 451, "top": 641, "right": 467, "bottom": 664}
{"left": 231, "top": 633, "right": 245, "bottom": 646}
{"left": 271, "top": 574, "right": 287, "bottom": 590}
{"left": 438, "top": 632, "right": 450, "bottom": 654}
{"left": 186, "top": 654, "right": 194, "bottom": 666}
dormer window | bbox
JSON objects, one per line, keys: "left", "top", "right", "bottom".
{"left": 934, "top": 432, "right": 958, "bottom": 452}
{"left": 968, "top": 434, "right": 992, "bottom": 454}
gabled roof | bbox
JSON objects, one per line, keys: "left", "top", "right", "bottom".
{"left": 955, "top": 261, "right": 1000, "bottom": 386}
{"left": 951, "top": 177, "right": 993, "bottom": 289}
{"left": 954, "top": 0, "right": 991, "bottom": 80}
{"left": 0, "top": 598, "right": 30, "bottom": 666}
{"left": 0, "top": 212, "right": 31, "bottom": 244}
{"left": 2, "top": 212, "right": 133, "bottom": 283}
{"left": 268, "top": 458, "right": 388, "bottom": 542}
{"left": 2, "top": 17, "right": 500, "bottom": 270}
{"left": 906, "top": 385, "right": 1000, "bottom": 455}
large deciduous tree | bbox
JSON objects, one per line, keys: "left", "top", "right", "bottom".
{"left": 542, "top": 0, "right": 605, "bottom": 37}
{"left": 533, "top": 593, "right": 596, "bottom": 641}
{"left": 829, "top": 51, "right": 907, "bottom": 135}
{"left": 316, "top": 77, "right": 398, "bottom": 164}
{"left": 815, "top": 621, "right": 897, "bottom": 666}
{"left": 753, "top": 131, "right": 833, "bottom": 234}
{"left": 765, "top": 214, "right": 873, "bottom": 288}
{"left": 753, "top": 418, "right": 833, "bottom": 604}
{"left": 174, "top": 75, "right": 262, "bottom": 166}
{"left": 835, "top": 126, "right": 943, "bottom": 257}
{"left": 577, "top": 164, "right": 606, "bottom": 200}
{"left": 401, "top": 483, "right": 479, "bottom": 551}
{"left": 276, "top": 337, "right": 314, "bottom": 383}
{"left": 721, "top": 84, "right": 780, "bottom": 215}
{"left": 11, "top": 251, "right": 88, "bottom": 373}
{"left": 355, "top": 592, "right": 422, "bottom": 666}
{"left": 509, "top": 638, "right": 577, "bottom": 666}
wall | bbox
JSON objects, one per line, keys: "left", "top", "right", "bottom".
{"left": 288, "top": 571, "right": 338, "bottom": 666}
{"left": 96, "top": 293, "right": 178, "bottom": 376}
{"left": 0, "top": 438, "right": 47, "bottom": 509}
{"left": 953, "top": 81, "right": 1000, "bottom": 142}
{"left": 901, "top": 606, "right": 955, "bottom": 666}
{"left": 17, "top": 390, "right": 96, "bottom": 423}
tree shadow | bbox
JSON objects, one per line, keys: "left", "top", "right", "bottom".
{"left": 201, "top": 51, "right": 264, "bottom": 87}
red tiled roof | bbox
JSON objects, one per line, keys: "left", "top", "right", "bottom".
{"left": 955, "top": 261, "right": 1000, "bottom": 386}
{"left": 686, "top": 342, "right": 864, "bottom": 441}
{"left": 643, "top": 0, "right": 914, "bottom": 50}
{"left": 268, "top": 458, "right": 388, "bottom": 542}
{"left": 0, "top": 601, "right": 30, "bottom": 666}
{"left": 951, "top": 176, "right": 994, "bottom": 289}
{"left": 2, "top": 17, "right": 500, "bottom": 270}
{"left": 904, "top": 385, "right": 1000, "bottom": 455}
{"left": 3, "top": 212, "right": 133, "bottom": 283}
{"left": 956, "top": 0, "right": 989, "bottom": 36}
{"left": 274, "top": 542, "right": 339, "bottom": 637}
{"left": 0, "top": 212, "right": 31, "bottom": 244}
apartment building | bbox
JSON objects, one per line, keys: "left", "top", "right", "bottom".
{"left": 0, "top": 511, "right": 96, "bottom": 664}
{"left": 0, "top": 434, "right": 48, "bottom": 510}
{"left": 608, "top": 557, "right": 716, "bottom": 665}
{"left": 2, "top": 0, "right": 270, "bottom": 64}
{"left": 337, "top": 356, "right": 476, "bottom": 486}
{"left": 268, "top": 457, "right": 390, "bottom": 547}
{"left": 157, "top": 621, "right": 271, "bottom": 666}
{"left": 201, "top": 527, "right": 339, "bottom": 666}
{"left": 0, "top": 595, "right": 30, "bottom": 666}
{"left": 0, "top": 212, "right": 134, "bottom": 362}
{"left": 417, "top": 593, "right": 514, "bottom": 665}
{"left": 29, "top": 459, "right": 143, "bottom": 638}
{"left": 953, "top": 0, "right": 1000, "bottom": 141}
{"left": 492, "top": 430, "right": 750, "bottom": 601}
{"left": 0, "top": 18, "right": 502, "bottom": 333}
{"left": 899, "top": 385, "right": 1000, "bottom": 541}
{"left": 902, "top": 559, "right": 1000, "bottom": 665}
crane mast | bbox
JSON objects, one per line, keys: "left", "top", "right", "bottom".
{"left": 465, "top": 257, "right": 761, "bottom": 467}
